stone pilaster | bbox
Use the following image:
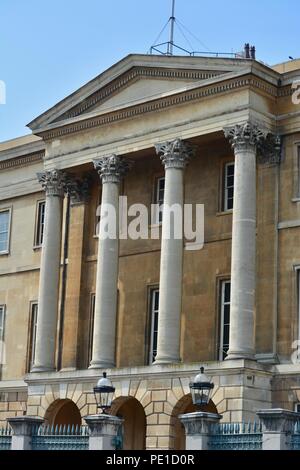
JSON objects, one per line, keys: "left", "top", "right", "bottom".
{"left": 60, "top": 176, "right": 91, "bottom": 370}
{"left": 84, "top": 414, "right": 123, "bottom": 450}
{"left": 179, "top": 412, "right": 222, "bottom": 450}
{"left": 89, "top": 155, "right": 131, "bottom": 369}
{"left": 154, "top": 139, "right": 195, "bottom": 364}
{"left": 32, "top": 170, "right": 66, "bottom": 372}
{"left": 257, "top": 409, "right": 299, "bottom": 450}
{"left": 7, "top": 416, "right": 44, "bottom": 450}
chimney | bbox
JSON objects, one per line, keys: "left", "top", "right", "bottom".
{"left": 250, "top": 46, "right": 256, "bottom": 60}
{"left": 244, "top": 43, "right": 250, "bottom": 58}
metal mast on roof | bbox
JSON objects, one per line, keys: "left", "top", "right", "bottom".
{"left": 167, "top": 0, "right": 176, "bottom": 55}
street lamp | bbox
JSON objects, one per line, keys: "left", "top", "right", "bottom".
{"left": 189, "top": 367, "right": 214, "bottom": 409}
{"left": 93, "top": 372, "right": 115, "bottom": 413}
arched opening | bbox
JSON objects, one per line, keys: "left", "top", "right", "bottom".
{"left": 110, "top": 396, "right": 146, "bottom": 450}
{"left": 45, "top": 399, "right": 82, "bottom": 427}
{"left": 171, "top": 394, "right": 218, "bottom": 450}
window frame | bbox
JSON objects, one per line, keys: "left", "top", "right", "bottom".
{"left": 0, "top": 304, "right": 6, "bottom": 379}
{"left": 26, "top": 302, "right": 38, "bottom": 372}
{"left": 34, "top": 200, "right": 46, "bottom": 248}
{"left": 0, "top": 207, "right": 12, "bottom": 255}
{"left": 87, "top": 293, "right": 96, "bottom": 367}
{"left": 153, "top": 176, "right": 165, "bottom": 225}
{"left": 219, "top": 279, "right": 231, "bottom": 361}
{"left": 148, "top": 288, "right": 159, "bottom": 365}
{"left": 296, "top": 267, "right": 300, "bottom": 342}
{"left": 296, "top": 144, "right": 300, "bottom": 199}
{"left": 223, "top": 162, "right": 235, "bottom": 212}
{"left": 0, "top": 304, "right": 6, "bottom": 344}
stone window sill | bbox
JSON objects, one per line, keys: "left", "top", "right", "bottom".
{"left": 216, "top": 210, "right": 233, "bottom": 217}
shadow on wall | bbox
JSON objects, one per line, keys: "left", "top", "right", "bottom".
{"left": 171, "top": 394, "right": 218, "bottom": 450}
{"left": 44, "top": 399, "right": 82, "bottom": 427}
{"left": 110, "top": 396, "right": 146, "bottom": 450}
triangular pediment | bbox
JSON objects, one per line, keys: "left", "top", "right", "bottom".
{"left": 27, "top": 54, "right": 279, "bottom": 132}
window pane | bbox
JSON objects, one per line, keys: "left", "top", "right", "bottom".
{"left": 0, "top": 306, "right": 5, "bottom": 342}
{"left": 224, "top": 164, "right": 235, "bottom": 211}
{"left": 220, "top": 281, "right": 231, "bottom": 360}
{"left": 154, "top": 178, "right": 165, "bottom": 223}
{"left": 35, "top": 201, "right": 45, "bottom": 246}
{"left": 0, "top": 211, "right": 9, "bottom": 252}
{"left": 149, "top": 290, "right": 159, "bottom": 364}
{"left": 227, "top": 163, "right": 234, "bottom": 176}
{"left": 224, "top": 282, "right": 231, "bottom": 302}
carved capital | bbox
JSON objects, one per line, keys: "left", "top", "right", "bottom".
{"left": 155, "top": 138, "right": 196, "bottom": 169}
{"left": 37, "top": 169, "right": 67, "bottom": 197}
{"left": 224, "top": 121, "right": 267, "bottom": 153}
{"left": 65, "top": 175, "right": 92, "bottom": 205}
{"left": 257, "top": 134, "right": 282, "bottom": 165}
{"left": 93, "top": 155, "right": 132, "bottom": 184}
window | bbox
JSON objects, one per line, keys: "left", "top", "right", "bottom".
{"left": 88, "top": 294, "right": 96, "bottom": 366}
{"left": 149, "top": 289, "right": 159, "bottom": 364}
{"left": 94, "top": 191, "right": 102, "bottom": 237}
{"left": 295, "top": 403, "right": 300, "bottom": 413}
{"left": 0, "top": 305, "right": 6, "bottom": 344}
{"left": 223, "top": 162, "right": 234, "bottom": 211}
{"left": 297, "top": 269, "right": 300, "bottom": 342}
{"left": 27, "top": 303, "right": 38, "bottom": 372}
{"left": 219, "top": 280, "right": 231, "bottom": 360}
{"left": 34, "top": 201, "right": 45, "bottom": 247}
{"left": 153, "top": 177, "right": 165, "bottom": 224}
{"left": 0, "top": 305, "right": 6, "bottom": 376}
{"left": 298, "top": 147, "right": 300, "bottom": 197}
{"left": 0, "top": 209, "right": 11, "bottom": 254}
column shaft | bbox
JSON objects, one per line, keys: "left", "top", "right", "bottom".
{"left": 154, "top": 139, "right": 194, "bottom": 364}
{"left": 90, "top": 183, "right": 119, "bottom": 368}
{"left": 32, "top": 170, "right": 65, "bottom": 372}
{"left": 224, "top": 122, "right": 264, "bottom": 360}
{"left": 89, "top": 155, "right": 130, "bottom": 369}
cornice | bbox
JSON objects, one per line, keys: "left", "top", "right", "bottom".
{"left": 0, "top": 151, "right": 44, "bottom": 171}
{"left": 56, "top": 67, "right": 225, "bottom": 121}
{"left": 36, "top": 74, "right": 278, "bottom": 141}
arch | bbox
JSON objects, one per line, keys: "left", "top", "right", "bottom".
{"left": 171, "top": 394, "right": 218, "bottom": 450}
{"left": 45, "top": 399, "right": 82, "bottom": 427}
{"left": 110, "top": 396, "right": 146, "bottom": 450}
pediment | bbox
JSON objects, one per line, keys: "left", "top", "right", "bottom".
{"left": 27, "top": 54, "right": 279, "bottom": 133}
{"left": 50, "top": 66, "right": 227, "bottom": 124}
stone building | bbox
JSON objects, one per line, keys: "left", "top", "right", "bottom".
{"left": 0, "top": 53, "right": 300, "bottom": 450}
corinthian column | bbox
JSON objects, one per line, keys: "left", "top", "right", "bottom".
{"left": 32, "top": 170, "right": 66, "bottom": 372}
{"left": 154, "top": 139, "right": 194, "bottom": 364}
{"left": 89, "top": 155, "right": 131, "bottom": 369}
{"left": 224, "top": 122, "right": 266, "bottom": 360}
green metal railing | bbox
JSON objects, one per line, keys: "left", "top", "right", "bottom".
{"left": 31, "top": 424, "right": 89, "bottom": 451}
{"left": 0, "top": 426, "right": 12, "bottom": 450}
{"left": 290, "top": 421, "right": 300, "bottom": 450}
{"left": 209, "top": 422, "right": 263, "bottom": 450}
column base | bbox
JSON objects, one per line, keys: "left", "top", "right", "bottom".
{"left": 30, "top": 365, "right": 56, "bottom": 373}
{"left": 153, "top": 356, "right": 181, "bottom": 365}
{"left": 225, "top": 350, "right": 256, "bottom": 361}
{"left": 88, "top": 360, "right": 115, "bottom": 369}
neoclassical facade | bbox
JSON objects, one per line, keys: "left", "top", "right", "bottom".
{"left": 0, "top": 54, "right": 300, "bottom": 449}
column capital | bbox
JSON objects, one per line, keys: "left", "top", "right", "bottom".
{"left": 155, "top": 138, "right": 195, "bottom": 169}
{"left": 224, "top": 121, "right": 267, "bottom": 153}
{"left": 37, "top": 169, "right": 67, "bottom": 197}
{"left": 65, "top": 175, "right": 92, "bottom": 205}
{"left": 93, "top": 155, "right": 132, "bottom": 184}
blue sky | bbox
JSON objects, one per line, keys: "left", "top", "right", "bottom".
{"left": 1, "top": 0, "right": 299, "bottom": 141}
